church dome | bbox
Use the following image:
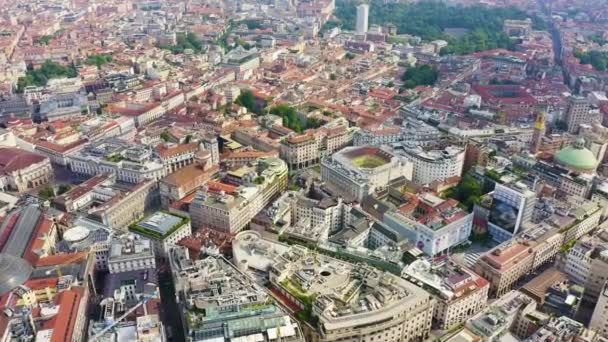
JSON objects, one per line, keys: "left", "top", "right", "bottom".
{"left": 554, "top": 138, "right": 598, "bottom": 173}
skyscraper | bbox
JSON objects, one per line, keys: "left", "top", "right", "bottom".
{"left": 565, "top": 96, "right": 590, "bottom": 134}
{"left": 356, "top": 4, "right": 369, "bottom": 34}
{"left": 530, "top": 111, "right": 546, "bottom": 154}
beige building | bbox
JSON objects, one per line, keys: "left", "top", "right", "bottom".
{"left": 231, "top": 231, "right": 435, "bottom": 342}
{"left": 280, "top": 132, "right": 319, "bottom": 170}
{"left": 589, "top": 281, "right": 608, "bottom": 339}
{"left": 190, "top": 157, "right": 287, "bottom": 233}
{"left": 280, "top": 121, "right": 352, "bottom": 171}
{"left": 159, "top": 160, "right": 218, "bottom": 208}
{"left": 476, "top": 226, "right": 563, "bottom": 298}
{"left": 321, "top": 146, "right": 413, "bottom": 201}
{"left": 155, "top": 142, "right": 199, "bottom": 174}
{"left": 403, "top": 258, "right": 489, "bottom": 330}
{"left": 0, "top": 148, "right": 53, "bottom": 193}
{"left": 560, "top": 231, "right": 608, "bottom": 301}
{"left": 90, "top": 179, "right": 158, "bottom": 231}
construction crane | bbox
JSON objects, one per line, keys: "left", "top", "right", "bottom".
{"left": 90, "top": 291, "right": 158, "bottom": 341}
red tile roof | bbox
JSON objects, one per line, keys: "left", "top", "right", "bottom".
{"left": 0, "top": 148, "right": 47, "bottom": 173}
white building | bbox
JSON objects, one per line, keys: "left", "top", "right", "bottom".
{"left": 321, "top": 146, "right": 412, "bottom": 201}
{"left": 68, "top": 139, "right": 166, "bottom": 183}
{"left": 403, "top": 258, "right": 489, "bottom": 330}
{"left": 560, "top": 232, "right": 608, "bottom": 301}
{"left": 231, "top": 231, "right": 435, "bottom": 342}
{"left": 356, "top": 4, "right": 369, "bottom": 34}
{"left": 94, "top": 235, "right": 156, "bottom": 273}
{"left": 383, "top": 193, "right": 473, "bottom": 256}
{"left": 394, "top": 144, "right": 465, "bottom": 186}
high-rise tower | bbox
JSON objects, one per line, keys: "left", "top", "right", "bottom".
{"left": 356, "top": 4, "right": 369, "bottom": 34}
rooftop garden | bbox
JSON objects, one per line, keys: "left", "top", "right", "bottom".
{"left": 350, "top": 154, "right": 389, "bottom": 169}
{"left": 129, "top": 211, "right": 190, "bottom": 240}
{"left": 105, "top": 154, "right": 125, "bottom": 163}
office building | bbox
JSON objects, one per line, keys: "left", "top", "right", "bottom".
{"left": 58, "top": 177, "right": 157, "bottom": 231}
{"left": 566, "top": 96, "right": 591, "bottom": 134}
{"left": 487, "top": 182, "right": 536, "bottom": 242}
{"left": 393, "top": 144, "right": 465, "bottom": 186}
{"left": 476, "top": 225, "right": 563, "bottom": 298}
{"left": 169, "top": 247, "right": 304, "bottom": 342}
{"left": 466, "top": 291, "right": 537, "bottom": 341}
{"left": 560, "top": 232, "right": 608, "bottom": 301}
{"left": 280, "top": 122, "right": 352, "bottom": 171}
{"left": 231, "top": 231, "right": 435, "bottom": 342}
{"left": 93, "top": 235, "right": 156, "bottom": 274}
{"left": 129, "top": 211, "right": 191, "bottom": 258}
{"left": 321, "top": 146, "right": 412, "bottom": 201}
{"left": 190, "top": 157, "right": 288, "bottom": 233}
{"left": 383, "top": 193, "right": 473, "bottom": 256}
{"left": 68, "top": 139, "right": 166, "bottom": 184}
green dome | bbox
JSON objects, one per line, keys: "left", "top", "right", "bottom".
{"left": 555, "top": 139, "right": 598, "bottom": 171}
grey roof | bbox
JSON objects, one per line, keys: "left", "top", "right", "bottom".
{"left": 103, "top": 269, "right": 158, "bottom": 298}
{"left": 2, "top": 205, "right": 41, "bottom": 257}
{"left": 0, "top": 254, "right": 33, "bottom": 296}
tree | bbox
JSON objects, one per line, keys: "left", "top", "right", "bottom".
{"left": 84, "top": 53, "right": 113, "bottom": 69}
{"left": 57, "top": 184, "right": 72, "bottom": 195}
{"left": 331, "top": 0, "right": 544, "bottom": 55}
{"left": 16, "top": 60, "right": 78, "bottom": 92}
{"left": 329, "top": 73, "right": 337, "bottom": 81}
{"left": 402, "top": 64, "right": 438, "bottom": 88}
{"left": 235, "top": 90, "right": 265, "bottom": 115}
{"left": 159, "top": 32, "right": 204, "bottom": 54}
{"left": 39, "top": 185, "right": 55, "bottom": 199}
{"left": 160, "top": 132, "right": 170, "bottom": 142}
{"left": 444, "top": 174, "right": 484, "bottom": 211}
{"left": 575, "top": 50, "right": 608, "bottom": 71}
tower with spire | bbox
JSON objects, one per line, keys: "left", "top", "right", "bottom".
{"left": 530, "top": 111, "right": 546, "bottom": 154}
